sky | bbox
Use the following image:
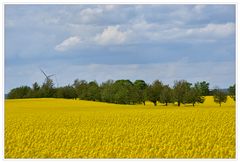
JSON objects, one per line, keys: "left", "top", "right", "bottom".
{"left": 4, "top": 4, "right": 236, "bottom": 93}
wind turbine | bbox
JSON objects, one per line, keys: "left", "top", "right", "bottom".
{"left": 40, "top": 68, "right": 55, "bottom": 83}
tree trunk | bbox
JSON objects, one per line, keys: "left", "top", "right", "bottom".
{"left": 165, "top": 102, "right": 168, "bottom": 106}
{"left": 178, "top": 101, "right": 180, "bottom": 107}
{"left": 220, "top": 102, "right": 221, "bottom": 107}
{"left": 153, "top": 101, "right": 157, "bottom": 106}
{"left": 143, "top": 101, "right": 145, "bottom": 105}
{"left": 193, "top": 102, "right": 195, "bottom": 107}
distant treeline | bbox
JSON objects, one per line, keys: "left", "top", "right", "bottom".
{"left": 7, "top": 79, "right": 235, "bottom": 106}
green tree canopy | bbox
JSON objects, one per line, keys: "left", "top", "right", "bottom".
{"left": 147, "top": 80, "right": 163, "bottom": 106}
{"left": 173, "top": 80, "right": 191, "bottom": 107}
{"left": 40, "top": 79, "right": 55, "bottom": 98}
{"left": 8, "top": 86, "right": 31, "bottom": 99}
{"left": 100, "top": 80, "right": 115, "bottom": 103}
{"left": 228, "top": 84, "right": 235, "bottom": 101}
{"left": 73, "top": 79, "right": 88, "bottom": 100}
{"left": 134, "top": 80, "right": 148, "bottom": 105}
{"left": 86, "top": 81, "right": 101, "bottom": 101}
{"left": 213, "top": 88, "right": 227, "bottom": 106}
{"left": 160, "top": 85, "right": 173, "bottom": 106}
{"left": 55, "top": 85, "right": 77, "bottom": 99}
{"left": 197, "top": 81, "right": 210, "bottom": 96}
{"left": 112, "top": 80, "right": 137, "bottom": 104}
{"left": 185, "top": 85, "right": 205, "bottom": 106}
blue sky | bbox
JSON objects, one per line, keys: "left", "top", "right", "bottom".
{"left": 5, "top": 4, "right": 235, "bottom": 93}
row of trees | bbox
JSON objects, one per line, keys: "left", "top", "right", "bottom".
{"left": 7, "top": 79, "right": 235, "bottom": 106}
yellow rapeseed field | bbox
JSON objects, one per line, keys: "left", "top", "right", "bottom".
{"left": 5, "top": 96, "right": 235, "bottom": 158}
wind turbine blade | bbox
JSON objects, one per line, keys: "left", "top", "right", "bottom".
{"left": 48, "top": 74, "right": 55, "bottom": 78}
{"left": 40, "top": 69, "right": 48, "bottom": 78}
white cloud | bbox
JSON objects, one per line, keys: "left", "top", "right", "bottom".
{"left": 94, "top": 26, "right": 130, "bottom": 45}
{"left": 53, "top": 22, "right": 235, "bottom": 51}
{"left": 129, "top": 21, "right": 235, "bottom": 43}
{"left": 54, "top": 22, "right": 235, "bottom": 51}
{"left": 55, "top": 36, "right": 80, "bottom": 52}
{"left": 191, "top": 23, "right": 235, "bottom": 38}
{"left": 53, "top": 6, "right": 234, "bottom": 49}
{"left": 79, "top": 8, "right": 103, "bottom": 23}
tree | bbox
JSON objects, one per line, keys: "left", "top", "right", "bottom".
{"left": 173, "top": 80, "right": 191, "bottom": 107}
{"left": 112, "top": 80, "right": 136, "bottom": 104}
{"left": 55, "top": 86, "right": 77, "bottom": 99}
{"left": 30, "top": 82, "right": 41, "bottom": 98}
{"left": 160, "top": 85, "right": 173, "bottom": 106}
{"left": 103, "top": 80, "right": 139, "bottom": 104}
{"left": 198, "top": 81, "right": 210, "bottom": 96}
{"left": 40, "top": 79, "right": 55, "bottom": 97}
{"left": 7, "top": 86, "right": 31, "bottom": 99}
{"left": 228, "top": 84, "right": 235, "bottom": 101}
{"left": 55, "top": 87, "right": 64, "bottom": 98}
{"left": 128, "top": 85, "right": 139, "bottom": 104}
{"left": 213, "top": 88, "right": 227, "bottom": 106}
{"left": 186, "top": 85, "right": 205, "bottom": 106}
{"left": 114, "top": 87, "right": 129, "bottom": 104}
{"left": 86, "top": 81, "right": 101, "bottom": 101}
{"left": 134, "top": 80, "right": 148, "bottom": 105}
{"left": 33, "top": 82, "right": 40, "bottom": 91}
{"left": 100, "top": 80, "right": 115, "bottom": 103}
{"left": 147, "top": 80, "right": 163, "bottom": 106}
{"left": 73, "top": 79, "right": 88, "bottom": 100}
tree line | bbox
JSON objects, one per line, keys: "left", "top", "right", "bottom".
{"left": 7, "top": 79, "right": 235, "bottom": 107}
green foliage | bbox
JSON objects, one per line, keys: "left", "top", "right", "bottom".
{"left": 26, "top": 82, "right": 41, "bottom": 98}
{"left": 7, "top": 79, "right": 223, "bottom": 108}
{"left": 228, "top": 84, "right": 235, "bottom": 101}
{"left": 101, "top": 79, "right": 143, "bottom": 104}
{"left": 112, "top": 80, "right": 137, "bottom": 104}
{"left": 213, "top": 88, "right": 227, "bottom": 106}
{"left": 40, "top": 79, "right": 55, "bottom": 98}
{"left": 55, "top": 86, "right": 77, "bottom": 99}
{"left": 185, "top": 86, "right": 205, "bottom": 106}
{"left": 173, "top": 80, "right": 191, "bottom": 106}
{"left": 147, "top": 80, "right": 163, "bottom": 106}
{"left": 100, "top": 80, "right": 115, "bottom": 103}
{"left": 8, "top": 86, "right": 31, "bottom": 99}
{"left": 134, "top": 80, "right": 148, "bottom": 105}
{"left": 32, "top": 82, "right": 40, "bottom": 91}
{"left": 196, "top": 81, "right": 210, "bottom": 96}
{"left": 86, "top": 81, "right": 101, "bottom": 101}
{"left": 73, "top": 79, "right": 88, "bottom": 100}
{"left": 160, "top": 85, "right": 173, "bottom": 106}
